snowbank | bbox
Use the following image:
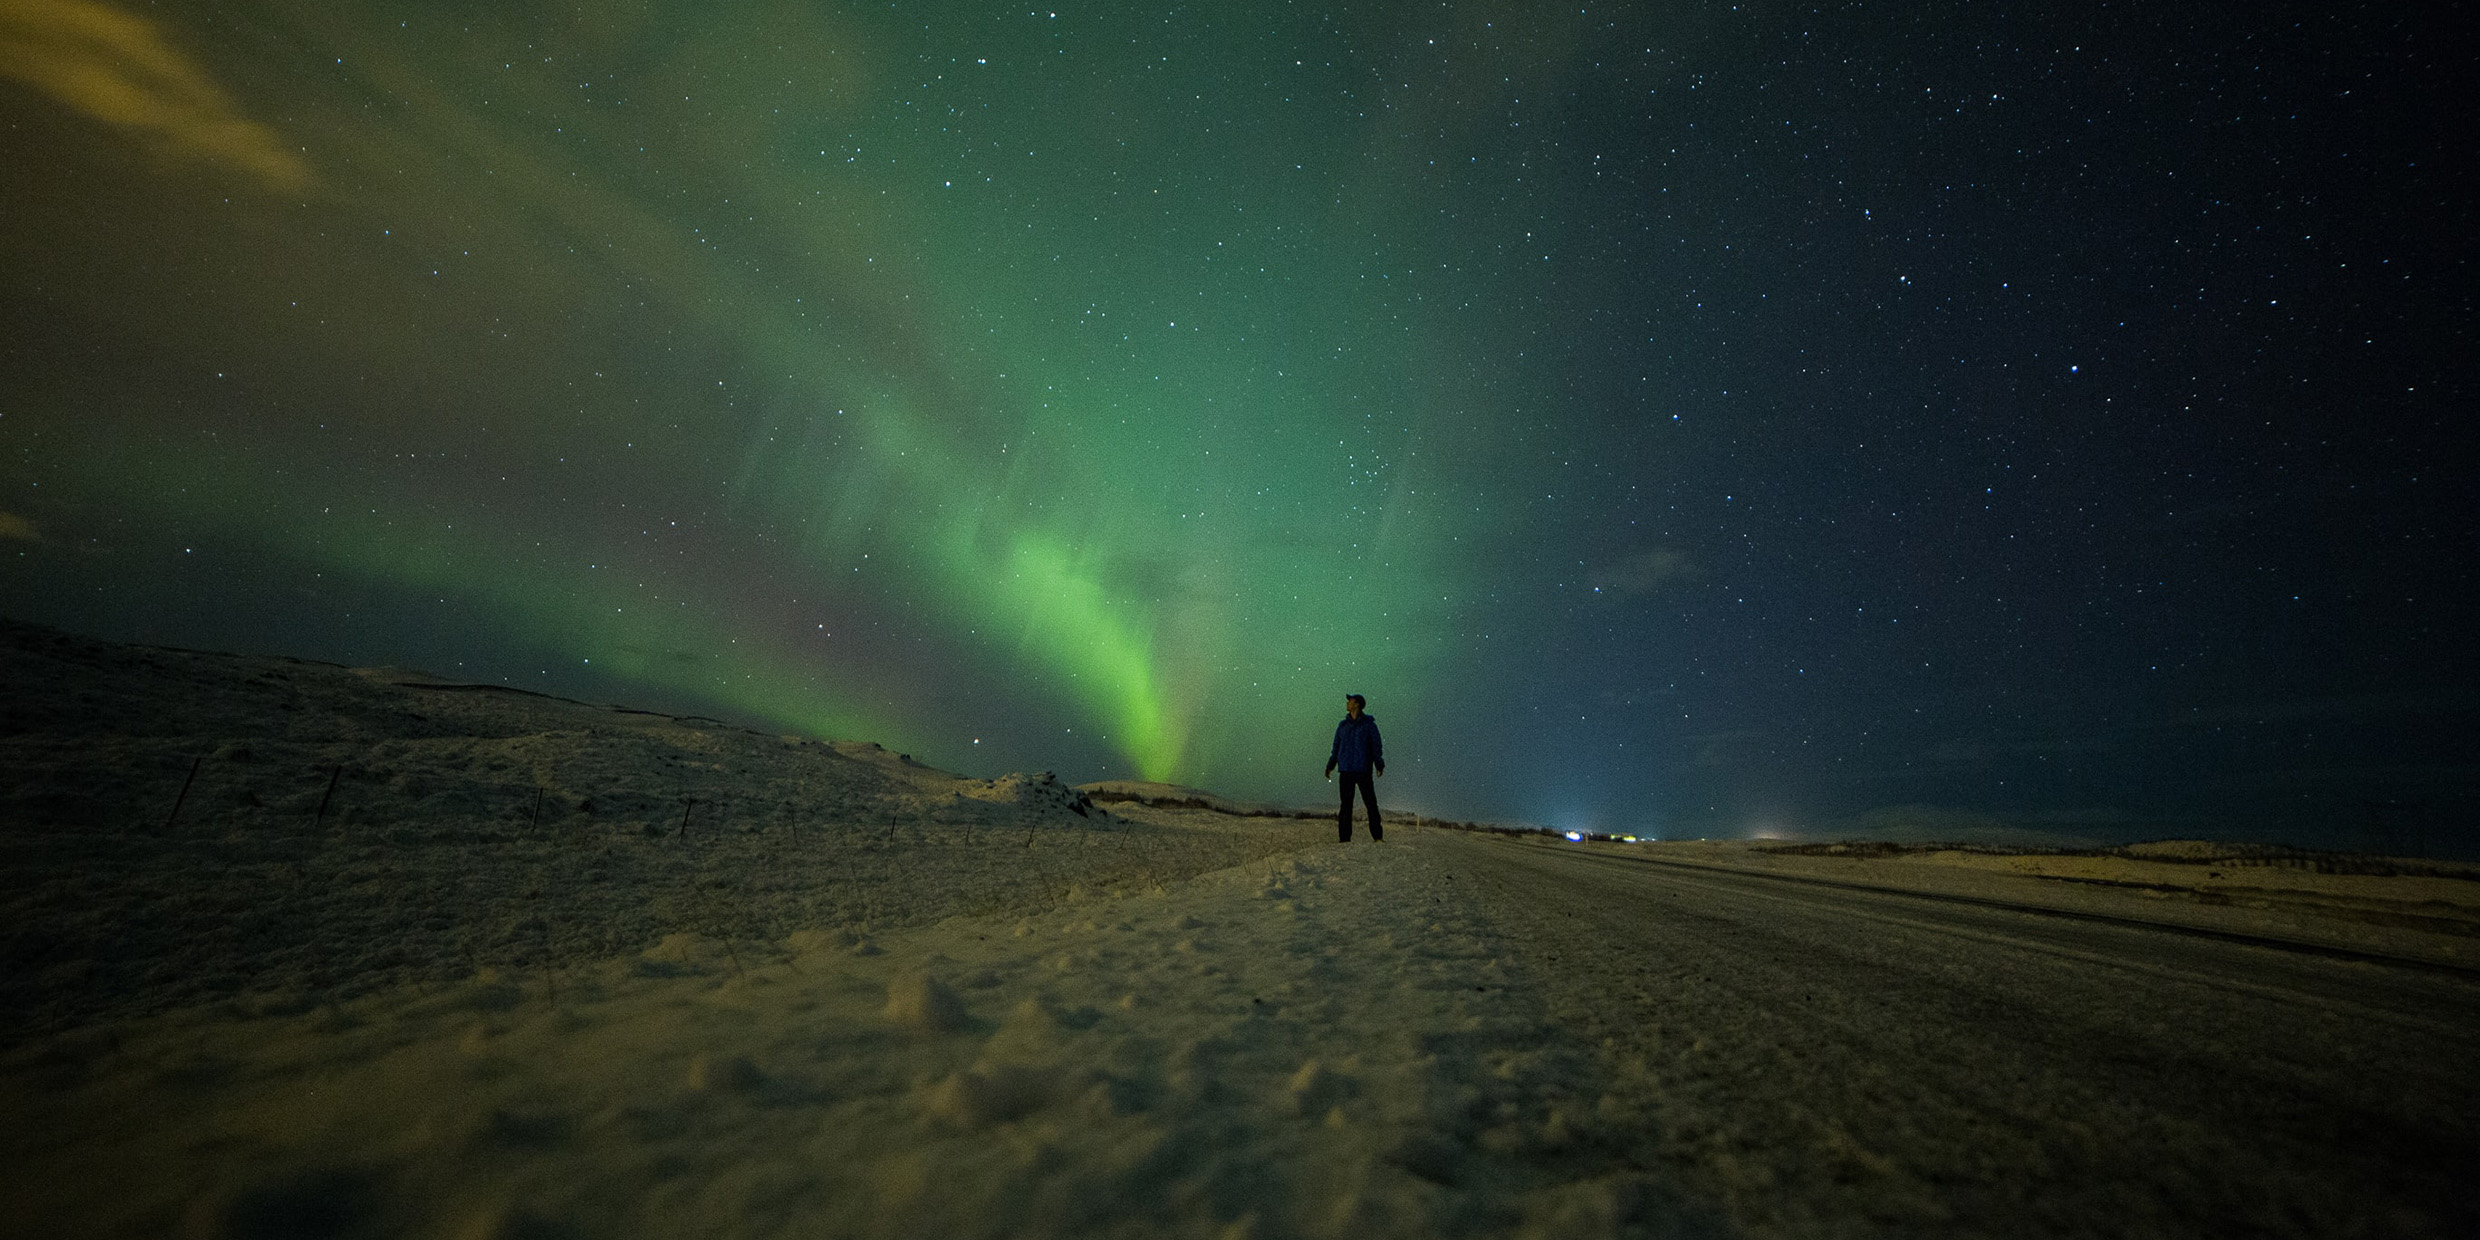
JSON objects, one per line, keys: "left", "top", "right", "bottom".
{"left": 0, "top": 621, "right": 1316, "bottom": 1035}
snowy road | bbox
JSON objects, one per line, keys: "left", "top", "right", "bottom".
{"left": 1446, "top": 833, "right": 2480, "bottom": 1238}
{"left": 13, "top": 826, "right": 2477, "bottom": 1239}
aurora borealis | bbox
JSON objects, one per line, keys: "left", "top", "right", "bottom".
{"left": 4, "top": 0, "right": 2471, "bottom": 846}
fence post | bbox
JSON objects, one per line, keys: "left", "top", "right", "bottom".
{"left": 162, "top": 755, "right": 202, "bottom": 831}
{"left": 311, "top": 765, "right": 343, "bottom": 832}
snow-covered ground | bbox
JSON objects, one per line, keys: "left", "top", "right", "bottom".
{"left": 1621, "top": 837, "right": 2480, "bottom": 971}
{"left": 10, "top": 834, "right": 1665, "bottom": 1239}
{"left": 1455, "top": 838, "right": 2480, "bottom": 1238}
{"left": 0, "top": 621, "right": 1322, "bottom": 1033}
{"left": 5, "top": 620, "right": 2477, "bottom": 1237}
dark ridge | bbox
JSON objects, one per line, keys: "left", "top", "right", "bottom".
{"left": 1757, "top": 838, "right": 2480, "bottom": 881}
{"left": 393, "top": 681, "right": 586, "bottom": 704}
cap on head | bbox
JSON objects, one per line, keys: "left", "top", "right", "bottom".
{"left": 1345, "top": 693, "right": 1366, "bottom": 707}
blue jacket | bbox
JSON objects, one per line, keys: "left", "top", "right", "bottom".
{"left": 1328, "top": 714, "right": 1383, "bottom": 774}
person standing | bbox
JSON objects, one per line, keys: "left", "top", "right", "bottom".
{"left": 1324, "top": 693, "right": 1384, "bottom": 842}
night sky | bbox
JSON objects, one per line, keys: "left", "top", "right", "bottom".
{"left": 3, "top": 0, "right": 2471, "bottom": 849}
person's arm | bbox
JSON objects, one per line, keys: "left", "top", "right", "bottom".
{"left": 1372, "top": 723, "right": 1384, "bottom": 776}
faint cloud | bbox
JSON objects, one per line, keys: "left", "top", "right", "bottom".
{"left": 1924, "top": 738, "right": 1989, "bottom": 766}
{"left": 1689, "top": 728, "right": 1762, "bottom": 768}
{"left": 2140, "top": 692, "right": 2467, "bottom": 730}
{"left": 2002, "top": 735, "right": 2118, "bottom": 757}
{"left": 0, "top": 510, "right": 37, "bottom": 541}
{"left": 2236, "top": 763, "right": 2480, "bottom": 790}
{"left": 1597, "top": 547, "right": 1697, "bottom": 596}
{"left": 0, "top": 0, "right": 311, "bottom": 190}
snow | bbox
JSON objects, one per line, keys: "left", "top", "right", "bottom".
{"left": 5, "top": 619, "right": 2477, "bottom": 1237}
{"left": 10, "top": 830, "right": 1648, "bottom": 1235}
{"left": 1640, "top": 838, "right": 2480, "bottom": 970}
{"left": 0, "top": 622, "right": 1314, "bottom": 1033}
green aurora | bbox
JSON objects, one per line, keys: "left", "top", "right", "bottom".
{"left": 3, "top": 0, "right": 1597, "bottom": 792}
{"left": 10, "top": 0, "right": 2475, "bottom": 844}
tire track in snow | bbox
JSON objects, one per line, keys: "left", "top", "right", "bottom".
{"left": 1439, "top": 834, "right": 2480, "bottom": 1240}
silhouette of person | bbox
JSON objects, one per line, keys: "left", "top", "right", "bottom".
{"left": 1324, "top": 693, "right": 1384, "bottom": 842}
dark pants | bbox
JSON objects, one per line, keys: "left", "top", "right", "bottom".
{"left": 1337, "top": 769, "right": 1381, "bottom": 841}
